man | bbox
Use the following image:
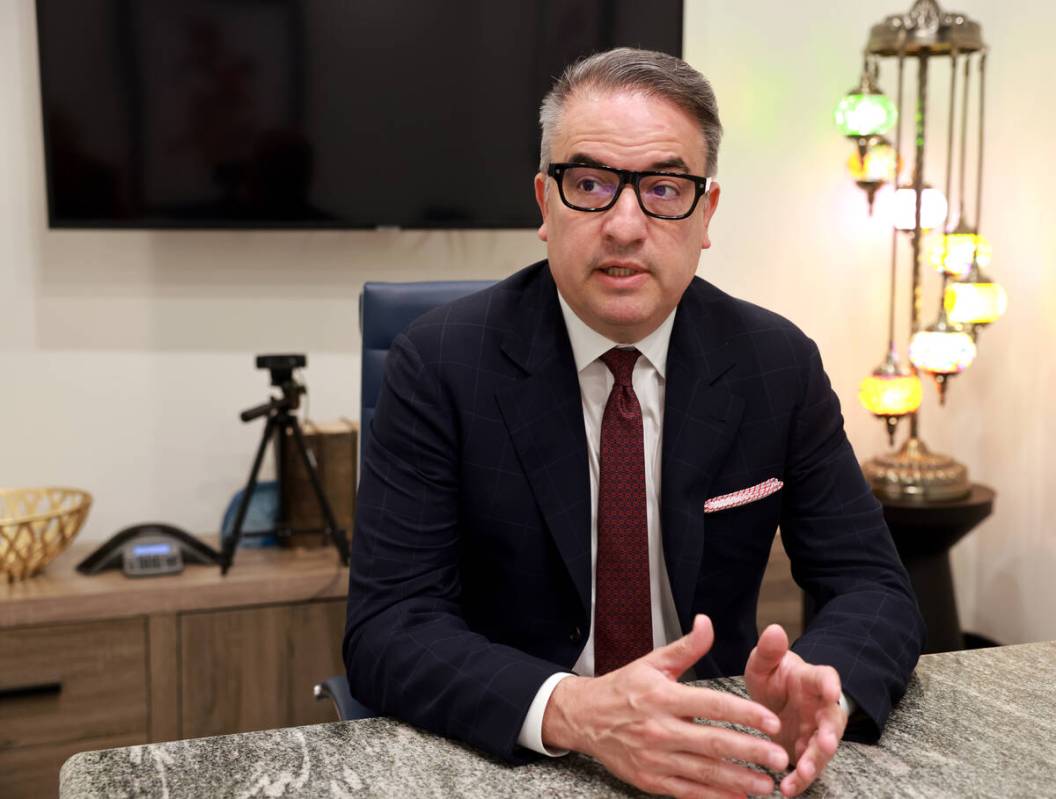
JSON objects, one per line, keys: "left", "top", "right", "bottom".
{"left": 345, "top": 48, "right": 924, "bottom": 798}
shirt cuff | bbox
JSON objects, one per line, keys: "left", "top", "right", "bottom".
{"left": 838, "top": 691, "right": 856, "bottom": 718}
{"left": 516, "top": 672, "right": 575, "bottom": 756}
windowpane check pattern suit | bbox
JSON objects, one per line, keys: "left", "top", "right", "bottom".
{"left": 344, "top": 260, "right": 925, "bottom": 763}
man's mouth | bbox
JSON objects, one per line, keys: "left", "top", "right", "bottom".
{"left": 597, "top": 261, "right": 646, "bottom": 278}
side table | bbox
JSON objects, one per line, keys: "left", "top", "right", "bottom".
{"left": 881, "top": 483, "right": 995, "bottom": 653}
{"left": 801, "top": 484, "right": 995, "bottom": 654}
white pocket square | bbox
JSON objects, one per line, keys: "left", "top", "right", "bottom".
{"left": 704, "top": 478, "right": 784, "bottom": 513}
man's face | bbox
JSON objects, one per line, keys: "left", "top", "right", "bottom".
{"left": 535, "top": 89, "right": 720, "bottom": 344}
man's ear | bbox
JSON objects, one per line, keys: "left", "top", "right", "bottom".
{"left": 699, "top": 181, "right": 721, "bottom": 250}
{"left": 534, "top": 172, "right": 549, "bottom": 242}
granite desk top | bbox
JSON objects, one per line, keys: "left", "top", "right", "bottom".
{"left": 61, "top": 641, "right": 1056, "bottom": 798}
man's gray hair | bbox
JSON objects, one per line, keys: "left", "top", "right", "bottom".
{"left": 538, "top": 48, "right": 723, "bottom": 177}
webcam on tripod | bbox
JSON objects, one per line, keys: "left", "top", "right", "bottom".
{"left": 257, "top": 353, "right": 306, "bottom": 385}
{"left": 221, "top": 353, "right": 350, "bottom": 574}
{"left": 240, "top": 354, "right": 307, "bottom": 424}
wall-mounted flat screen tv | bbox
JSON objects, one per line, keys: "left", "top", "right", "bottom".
{"left": 36, "top": 0, "right": 683, "bottom": 230}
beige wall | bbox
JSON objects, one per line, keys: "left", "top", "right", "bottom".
{"left": 2, "top": 1, "right": 1052, "bottom": 644}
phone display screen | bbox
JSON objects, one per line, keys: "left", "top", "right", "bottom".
{"left": 131, "top": 542, "right": 175, "bottom": 557}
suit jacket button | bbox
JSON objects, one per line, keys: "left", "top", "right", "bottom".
{"left": 569, "top": 626, "right": 583, "bottom": 643}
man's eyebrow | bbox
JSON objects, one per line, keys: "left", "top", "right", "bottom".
{"left": 567, "top": 153, "right": 608, "bottom": 168}
{"left": 565, "top": 153, "right": 692, "bottom": 173}
{"left": 649, "top": 157, "right": 691, "bottom": 172}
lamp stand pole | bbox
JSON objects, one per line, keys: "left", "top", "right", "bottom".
{"left": 860, "top": 0, "right": 973, "bottom": 502}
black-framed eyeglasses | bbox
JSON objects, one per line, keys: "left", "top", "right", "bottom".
{"left": 546, "top": 162, "right": 712, "bottom": 220}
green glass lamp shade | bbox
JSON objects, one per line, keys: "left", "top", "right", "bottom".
{"left": 834, "top": 92, "right": 898, "bottom": 137}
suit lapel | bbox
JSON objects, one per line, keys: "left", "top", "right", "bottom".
{"left": 495, "top": 266, "right": 592, "bottom": 617}
{"left": 662, "top": 282, "right": 745, "bottom": 633}
{"left": 493, "top": 270, "right": 747, "bottom": 629}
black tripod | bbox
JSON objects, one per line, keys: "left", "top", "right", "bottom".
{"left": 220, "top": 355, "right": 350, "bottom": 574}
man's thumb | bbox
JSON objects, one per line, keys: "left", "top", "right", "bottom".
{"left": 745, "top": 623, "right": 789, "bottom": 679}
{"left": 644, "top": 614, "right": 714, "bottom": 678}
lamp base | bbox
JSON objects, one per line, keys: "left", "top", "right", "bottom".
{"left": 862, "top": 436, "right": 971, "bottom": 503}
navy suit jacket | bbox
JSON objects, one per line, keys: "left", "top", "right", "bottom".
{"left": 344, "top": 260, "right": 924, "bottom": 762}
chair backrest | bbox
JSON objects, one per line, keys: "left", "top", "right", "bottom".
{"left": 359, "top": 280, "right": 494, "bottom": 460}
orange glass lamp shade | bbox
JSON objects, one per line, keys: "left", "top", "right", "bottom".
{"left": 847, "top": 137, "right": 897, "bottom": 184}
{"left": 859, "top": 372, "right": 923, "bottom": 417}
{"left": 909, "top": 329, "right": 977, "bottom": 374}
{"left": 892, "top": 186, "right": 948, "bottom": 231}
{"left": 945, "top": 278, "right": 1008, "bottom": 325}
{"left": 926, "top": 232, "right": 993, "bottom": 278}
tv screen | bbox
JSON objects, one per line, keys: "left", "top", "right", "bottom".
{"left": 36, "top": 0, "right": 683, "bottom": 229}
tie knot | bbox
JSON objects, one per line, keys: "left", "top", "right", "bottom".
{"left": 600, "top": 347, "right": 640, "bottom": 387}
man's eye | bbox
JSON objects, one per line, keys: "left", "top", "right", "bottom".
{"left": 648, "top": 182, "right": 682, "bottom": 199}
{"left": 576, "top": 178, "right": 607, "bottom": 194}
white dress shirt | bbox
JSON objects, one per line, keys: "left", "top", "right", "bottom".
{"left": 516, "top": 294, "right": 682, "bottom": 755}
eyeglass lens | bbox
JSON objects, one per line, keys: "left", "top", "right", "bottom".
{"left": 560, "top": 166, "right": 698, "bottom": 217}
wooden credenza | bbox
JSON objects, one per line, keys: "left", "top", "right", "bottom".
{"left": 0, "top": 542, "right": 349, "bottom": 799}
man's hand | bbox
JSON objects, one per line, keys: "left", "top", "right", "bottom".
{"left": 542, "top": 615, "right": 790, "bottom": 798}
{"left": 744, "top": 624, "right": 848, "bottom": 797}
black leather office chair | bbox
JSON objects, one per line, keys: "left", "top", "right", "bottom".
{"left": 358, "top": 279, "right": 495, "bottom": 460}
{"left": 313, "top": 279, "right": 494, "bottom": 722}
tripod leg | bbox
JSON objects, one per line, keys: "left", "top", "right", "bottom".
{"left": 287, "top": 420, "right": 350, "bottom": 565}
{"left": 221, "top": 416, "right": 277, "bottom": 574}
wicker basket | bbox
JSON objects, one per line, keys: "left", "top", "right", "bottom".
{"left": 0, "top": 487, "right": 92, "bottom": 582}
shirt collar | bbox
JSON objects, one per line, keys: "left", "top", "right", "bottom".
{"left": 557, "top": 291, "right": 676, "bottom": 379}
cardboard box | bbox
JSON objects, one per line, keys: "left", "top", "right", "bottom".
{"left": 281, "top": 418, "right": 357, "bottom": 549}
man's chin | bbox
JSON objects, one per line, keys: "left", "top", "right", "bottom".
{"left": 589, "top": 308, "right": 661, "bottom": 343}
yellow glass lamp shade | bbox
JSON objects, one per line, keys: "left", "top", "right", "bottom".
{"left": 945, "top": 279, "right": 1008, "bottom": 325}
{"left": 892, "top": 186, "right": 948, "bottom": 231}
{"left": 859, "top": 372, "right": 923, "bottom": 417}
{"left": 834, "top": 92, "right": 898, "bottom": 137}
{"left": 926, "top": 232, "right": 993, "bottom": 278}
{"left": 847, "top": 138, "right": 897, "bottom": 184}
{"left": 909, "top": 329, "right": 977, "bottom": 374}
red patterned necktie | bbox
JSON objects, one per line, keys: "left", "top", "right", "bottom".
{"left": 594, "top": 347, "right": 652, "bottom": 675}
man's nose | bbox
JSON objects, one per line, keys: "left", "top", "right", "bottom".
{"left": 601, "top": 183, "right": 648, "bottom": 242}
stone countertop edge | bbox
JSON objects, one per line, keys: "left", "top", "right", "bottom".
{"left": 60, "top": 641, "right": 1056, "bottom": 799}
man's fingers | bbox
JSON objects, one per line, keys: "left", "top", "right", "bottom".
{"left": 698, "top": 724, "right": 789, "bottom": 772}
{"left": 781, "top": 717, "right": 842, "bottom": 797}
{"left": 782, "top": 741, "right": 818, "bottom": 797}
{"left": 781, "top": 699, "right": 847, "bottom": 796}
{"left": 815, "top": 703, "right": 847, "bottom": 750}
{"left": 781, "top": 754, "right": 815, "bottom": 798}
{"left": 643, "top": 614, "right": 715, "bottom": 679}
{"left": 810, "top": 664, "right": 842, "bottom": 704}
{"left": 656, "top": 717, "right": 789, "bottom": 772}
{"left": 662, "top": 681, "right": 781, "bottom": 737}
{"left": 648, "top": 774, "right": 745, "bottom": 799}
{"left": 815, "top": 706, "right": 844, "bottom": 743}
{"left": 658, "top": 750, "right": 776, "bottom": 798}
